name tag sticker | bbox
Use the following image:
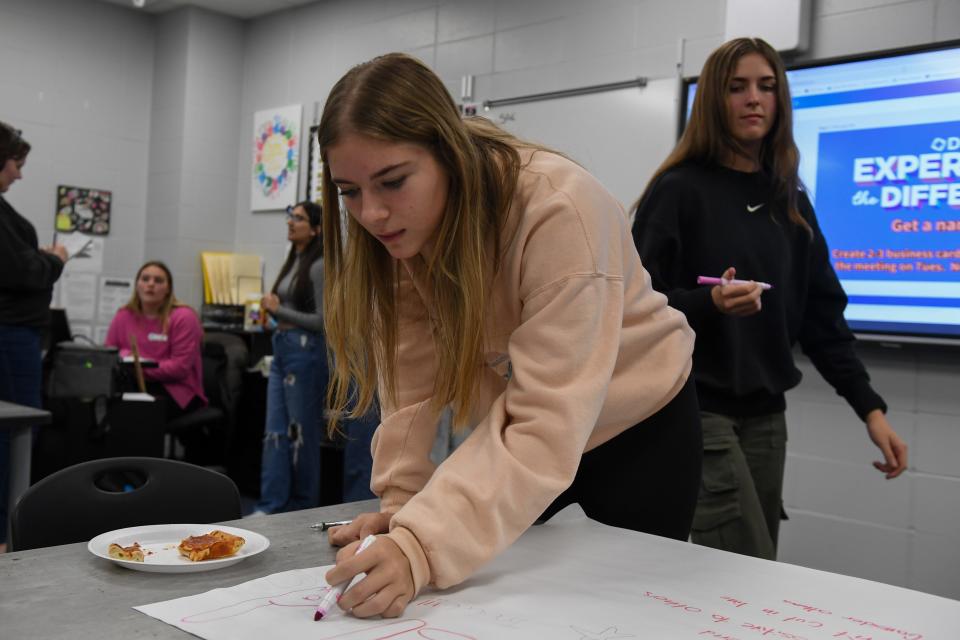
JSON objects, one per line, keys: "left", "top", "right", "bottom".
{"left": 147, "top": 332, "right": 168, "bottom": 342}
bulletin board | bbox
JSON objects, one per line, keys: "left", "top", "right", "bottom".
{"left": 482, "top": 76, "right": 680, "bottom": 214}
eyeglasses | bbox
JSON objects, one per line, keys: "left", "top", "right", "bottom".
{"left": 285, "top": 206, "right": 309, "bottom": 223}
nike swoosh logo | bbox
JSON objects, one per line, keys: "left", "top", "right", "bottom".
{"left": 746, "top": 203, "right": 765, "bottom": 212}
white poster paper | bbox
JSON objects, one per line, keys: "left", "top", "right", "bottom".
{"left": 62, "top": 236, "right": 104, "bottom": 274}
{"left": 98, "top": 276, "right": 133, "bottom": 321}
{"left": 136, "top": 506, "right": 960, "bottom": 640}
{"left": 59, "top": 272, "right": 97, "bottom": 322}
{"left": 59, "top": 233, "right": 94, "bottom": 260}
{"left": 251, "top": 104, "right": 302, "bottom": 211}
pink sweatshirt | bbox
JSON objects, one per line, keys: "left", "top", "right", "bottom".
{"left": 375, "top": 149, "right": 695, "bottom": 594}
{"left": 105, "top": 306, "right": 207, "bottom": 409}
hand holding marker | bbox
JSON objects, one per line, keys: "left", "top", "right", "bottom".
{"left": 697, "top": 275, "right": 773, "bottom": 290}
{"left": 314, "top": 534, "right": 377, "bottom": 621}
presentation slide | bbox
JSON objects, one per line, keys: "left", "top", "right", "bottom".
{"left": 814, "top": 120, "right": 960, "bottom": 282}
{"left": 683, "top": 44, "right": 960, "bottom": 340}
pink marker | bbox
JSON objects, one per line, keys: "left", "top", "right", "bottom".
{"left": 314, "top": 534, "right": 377, "bottom": 621}
{"left": 697, "top": 275, "right": 773, "bottom": 290}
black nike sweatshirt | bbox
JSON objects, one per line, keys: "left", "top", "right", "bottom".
{"left": 632, "top": 162, "right": 885, "bottom": 420}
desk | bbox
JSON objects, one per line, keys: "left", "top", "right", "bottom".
{"left": 0, "top": 400, "right": 51, "bottom": 510}
{"left": 4, "top": 500, "right": 960, "bottom": 639}
{"left": 0, "top": 498, "right": 376, "bottom": 638}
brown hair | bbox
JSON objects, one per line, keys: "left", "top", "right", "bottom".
{"left": 125, "top": 261, "right": 189, "bottom": 333}
{"left": 636, "top": 37, "right": 810, "bottom": 234}
{"left": 318, "top": 53, "right": 535, "bottom": 435}
{"left": 272, "top": 200, "right": 323, "bottom": 313}
{"left": 0, "top": 121, "right": 31, "bottom": 166}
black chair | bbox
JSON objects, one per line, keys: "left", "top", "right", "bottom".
{"left": 164, "top": 340, "right": 232, "bottom": 465}
{"left": 9, "top": 456, "right": 242, "bottom": 551}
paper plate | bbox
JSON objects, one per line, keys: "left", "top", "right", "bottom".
{"left": 88, "top": 523, "right": 269, "bottom": 573}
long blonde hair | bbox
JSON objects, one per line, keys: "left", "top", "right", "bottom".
{"left": 637, "top": 37, "right": 810, "bottom": 234}
{"left": 125, "top": 260, "right": 188, "bottom": 333}
{"left": 319, "top": 53, "right": 531, "bottom": 435}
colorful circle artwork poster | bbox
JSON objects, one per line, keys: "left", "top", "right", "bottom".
{"left": 55, "top": 185, "right": 112, "bottom": 235}
{"left": 251, "top": 104, "right": 301, "bottom": 211}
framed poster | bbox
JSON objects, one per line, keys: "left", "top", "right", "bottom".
{"left": 55, "top": 185, "right": 112, "bottom": 235}
{"left": 251, "top": 104, "right": 301, "bottom": 211}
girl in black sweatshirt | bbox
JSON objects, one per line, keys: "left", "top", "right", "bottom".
{"left": 632, "top": 38, "right": 908, "bottom": 560}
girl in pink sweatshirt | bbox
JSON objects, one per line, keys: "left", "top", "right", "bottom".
{"left": 105, "top": 261, "right": 207, "bottom": 423}
{"left": 317, "top": 53, "right": 702, "bottom": 619}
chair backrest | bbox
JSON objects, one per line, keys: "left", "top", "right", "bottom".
{"left": 9, "top": 456, "right": 242, "bottom": 551}
{"left": 201, "top": 341, "right": 230, "bottom": 411}
{"left": 202, "top": 331, "right": 247, "bottom": 413}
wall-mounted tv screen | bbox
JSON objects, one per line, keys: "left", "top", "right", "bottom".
{"left": 681, "top": 41, "right": 960, "bottom": 342}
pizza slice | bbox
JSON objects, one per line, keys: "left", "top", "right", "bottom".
{"left": 178, "top": 529, "right": 246, "bottom": 562}
{"left": 108, "top": 541, "right": 144, "bottom": 562}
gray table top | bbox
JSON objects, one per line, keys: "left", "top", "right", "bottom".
{"left": 0, "top": 400, "right": 51, "bottom": 431}
{"left": 0, "top": 499, "right": 378, "bottom": 639}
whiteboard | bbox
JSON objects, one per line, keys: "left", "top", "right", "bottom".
{"left": 484, "top": 77, "right": 680, "bottom": 213}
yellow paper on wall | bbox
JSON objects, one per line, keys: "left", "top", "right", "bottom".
{"left": 200, "top": 251, "right": 263, "bottom": 305}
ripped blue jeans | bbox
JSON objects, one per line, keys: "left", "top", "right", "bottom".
{"left": 256, "top": 328, "right": 328, "bottom": 513}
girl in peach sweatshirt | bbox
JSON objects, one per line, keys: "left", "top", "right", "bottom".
{"left": 317, "top": 53, "right": 702, "bottom": 618}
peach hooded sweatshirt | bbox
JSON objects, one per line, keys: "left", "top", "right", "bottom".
{"left": 374, "top": 148, "right": 695, "bottom": 594}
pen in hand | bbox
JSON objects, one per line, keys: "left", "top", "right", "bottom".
{"left": 697, "top": 275, "right": 773, "bottom": 290}
{"left": 314, "top": 534, "right": 376, "bottom": 621}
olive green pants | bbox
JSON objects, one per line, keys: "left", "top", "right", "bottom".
{"left": 690, "top": 411, "right": 787, "bottom": 560}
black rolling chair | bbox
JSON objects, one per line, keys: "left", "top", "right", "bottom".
{"left": 164, "top": 340, "right": 232, "bottom": 466}
{"left": 9, "top": 456, "right": 242, "bottom": 551}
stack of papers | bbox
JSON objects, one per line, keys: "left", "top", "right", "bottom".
{"left": 121, "top": 392, "right": 155, "bottom": 402}
{"left": 59, "top": 234, "right": 94, "bottom": 260}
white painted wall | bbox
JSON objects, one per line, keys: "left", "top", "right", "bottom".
{"left": 2, "top": 0, "right": 959, "bottom": 599}
{"left": 0, "top": 0, "right": 154, "bottom": 334}
{"left": 145, "top": 6, "right": 244, "bottom": 307}
{"left": 0, "top": 0, "right": 242, "bottom": 312}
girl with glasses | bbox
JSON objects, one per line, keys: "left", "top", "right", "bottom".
{"left": 254, "top": 200, "right": 329, "bottom": 514}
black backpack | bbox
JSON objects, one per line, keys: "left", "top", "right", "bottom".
{"left": 46, "top": 341, "right": 121, "bottom": 400}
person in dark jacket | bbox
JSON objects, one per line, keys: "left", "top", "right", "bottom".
{"left": 0, "top": 121, "right": 66, "bottom": 551}
{"left": 631, "top": 38, "right": 908, "bottom": 561}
